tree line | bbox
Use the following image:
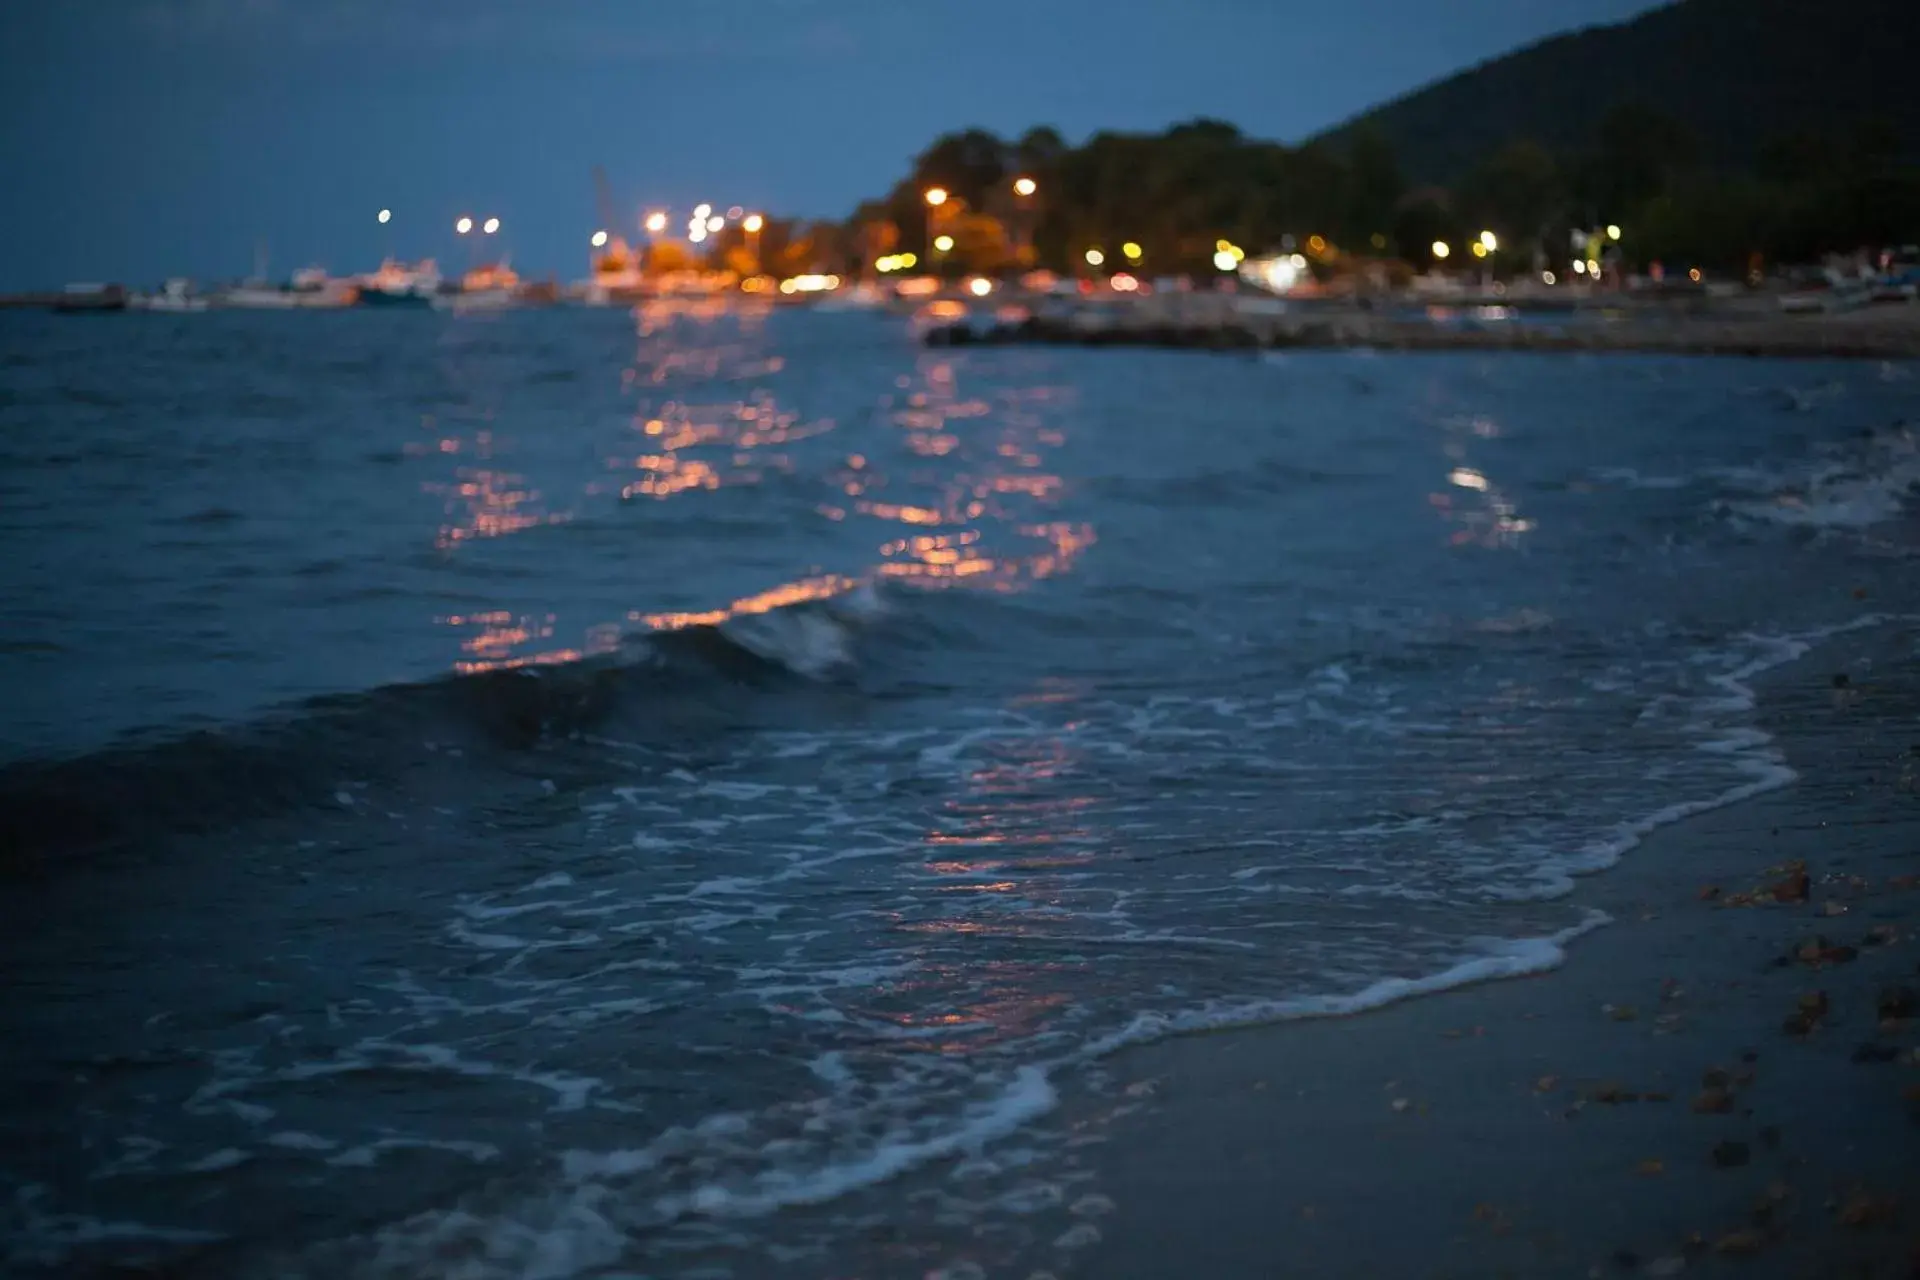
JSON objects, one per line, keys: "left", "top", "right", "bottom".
{"left": 820, "top": 109, "right": 1919, "bottom": 278}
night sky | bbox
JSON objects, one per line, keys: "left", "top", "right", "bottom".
{"left": 1, "top": 0, "right": 1654, "bottom": 289}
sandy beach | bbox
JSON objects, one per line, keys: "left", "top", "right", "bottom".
{"left": 1031, "top": 620, "right": 1920, "bottom": 1279}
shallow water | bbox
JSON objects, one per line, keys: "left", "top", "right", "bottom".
{"left": 1, "top": 304, "right": 1916, "bottom": 1276}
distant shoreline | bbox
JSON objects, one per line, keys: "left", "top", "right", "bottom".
{"left": 926, "top": 295, "right": 1920, "bottom": 360}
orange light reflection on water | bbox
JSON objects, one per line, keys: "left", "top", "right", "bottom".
{"left": 633, "top": 574, "right": 858, "bottom": 631}
{"left": 428, "top": 469, "right": 572, "bottom": 550}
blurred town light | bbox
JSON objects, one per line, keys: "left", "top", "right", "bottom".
{"left": 1014, "top": 177, "right": 1037, "bottom": 197}
{"left": 1213, "top": 249, "right": 1237, "bottom": 271}
{"left": 1290, "top": 253, "right": 1308, "bottom": 269}
{"left": 924, "top": 187, "right": 948, "bottom": 207}
{"left": 706, "top": 215, "right": 725, "bottom": 233}
{"left": 726, "top": 206, "right": 744, "bottom": 220}
{"left": 933, "top": 234, "right": 955, "bottom": 253}
{"left": 645, "top": 212, "right": 668, "bottom": 233}
{"left": 689, "top": 226, "right": 708, "bottom": 244}
{"left": 1688, "top": 267, "right": 1703, "bottom": 282}
{"left": 456, "top": 216, "right": 474, "bottom": 235}
{"left": 1470, "top": 242, "right": 1488, "bottom": 259}
{"left": 1431, "top": 240, "right": 1451, "bottom": 260}
{"left": 1122, "top": 241, "right": 1143, "bottom": 260}
{"left": 483, "top": 217, "right": 500, "bottom": 235}
{"left": 1084, "top": 247, "right": 1105, "bottom": 267}
{"left": 968, "top": 277, "right": 993, "bottom": 297}
{"left": 1606, "top": 224, "right": 1622, "bottom": 241}
{"left": 1480, "top": 230, "right": 1498, "bottom": 251}
{"left": 377, "top": 208, "right": 392, "bottom": 224}
{"left": 1542, "top": 269, "right": 1557, "bottom": 284}
{"left": 591, "top": 230, "right": 609, "bottom": 248}
{"left": 694, "top": 203, "right": 712, "bottom": 219}
{"left": 743, "top": 213, "right": 764, "bottom": 233}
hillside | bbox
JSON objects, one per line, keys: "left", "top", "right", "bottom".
{"left": 1318, "top": 0, "right": 1920, "bottom": 183}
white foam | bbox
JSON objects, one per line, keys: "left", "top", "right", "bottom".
{"left": 4, "top": 1185, "right": 223, "bottom": 1271}
{"left": 1719, "top": 429, "right": 1920, "bottom": 529}
{"left": 646, "top": 1066, "right": 1056, "bottom": 1220}
{"left": 327, "top": 1138, "right": 500, "bottom": 1169}
{"left": 721, "top": 608, "right": 855, "bottom": 678}
{"left": 182, "top": 1147, "right": 249, "bottom": 1173}
{"left": 1593, "top": 466, "right": 1688, "bottom": 489}
{"left": 1080, "top": 911, "right": 1610, "bottom": 1057}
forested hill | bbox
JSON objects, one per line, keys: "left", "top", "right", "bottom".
{"left": 1316, "top": 0, "right": 1920, "bottom": 183}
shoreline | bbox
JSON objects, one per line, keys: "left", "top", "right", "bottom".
{"left": 926, "top": 300, "right": 1920, "bottom": 361}
{"left": 1027, "top": 617, "right": 1920, "bottom": 1279}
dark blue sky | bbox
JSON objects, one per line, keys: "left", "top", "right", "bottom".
{"left": 1, "top": 0, "right": 1654, "bottom": 289}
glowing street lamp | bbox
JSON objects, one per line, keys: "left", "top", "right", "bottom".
{"left": 1431, "top": 240, "right": 1451, "bottom": 260}
{"left": 1084, "top": 247, "right": 1105, "bottom": 267}
{"left": 924, "top": 187, "right": 948, "bottom": 207}
{"left": 1212, "top": 249, "right": 1238, "bottom": 272}
{"left": 1013, "top": 177, "right": 1037, "bottom": 197}
{"left": 591, "top": 229, "right": 609, "bottom": 248}
{"left": 706, "top": 215, "right": 724, "bottom": 233}
{"left": 377, "top": 208, "right": 392, "bottom": 224}
{"left": 694, "top": 203, "right": 712, "bottom": 220}
{"left": 455, "top": 216, "right": 474, "bottom": 235}
{"left": 933, "top": 234, "right": 955, "bottom": 253}
{"left": 1606, "top": 224, "right": 1622, "bottom": 241}
{"left": 743, "top": 213, "right": 766, "bottom": 272}
{"left": 644, "top": 212, "right": 668, "bottom": 234}
{"left": 1479, "top": 230, "right": 1498, "bottom": 252}
{"left": 1122, "top": 241, "right": 1143, "bottom": 262}
{"left": 483, "top": 217, "right": 500, "bottom": 235}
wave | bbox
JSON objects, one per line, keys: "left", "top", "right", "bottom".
{"left": 0, "top": 586, "right": 908, "bottom": 867}
{"left": 1713, "top": 422, "right": 1920, "bottom": 531}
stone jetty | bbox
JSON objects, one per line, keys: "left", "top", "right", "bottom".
{"left": 924, "top": 292, "right": 1920, "bottom": 361}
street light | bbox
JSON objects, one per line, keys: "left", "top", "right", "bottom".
{"left": 743, "top": 214, "right": 765, "bottom": 273}
{"left": 456, "top": 216, "right": 474, "bottom": 235}
{"left": 1607, "top": 224, "right": 1622, "bottom": 241}
{"left": 694, "top": 203, "right": 712, "bottom": 220}
{"left": 591, "top": 230, "right": 608, "bottom": 248}
{"left": 483, "top": 217, "right": 500, "bottom": 235}
{"left": 645, "top": 212, "right": 667, "bottom": 234}
{"left": 377, "top": 208, "right": 391, "bottom": 224}
{"left": 1084, "top": 247, "right": 1105, "bottom": 267}
{"left": 924, "top": 187, "right": 948, "bottom": 207}
{"left": 1013, "top": 177, "right": 1036, "bottom": 197}
{"left": 1122, "top": 241, "right": 1142, "bottom": 261}
{"left": 934, "top": 235, "right": 955, "bottom": 253}
{"left": 1479, "top": 230, "right": 1498, "bottom": 252}
{"left": 1431, "top": 240, "right": 1451, "bottom": 260}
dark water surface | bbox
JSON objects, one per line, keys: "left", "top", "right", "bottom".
{"left": 2, "top": 304, "right": 1916, "bottom": 1276}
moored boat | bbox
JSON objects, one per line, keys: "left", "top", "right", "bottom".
{"left": 358, "top": 258, "right": 442, "bottom": 308}
{"left": 131, "top": 279, "right": 209, "bottom": 313}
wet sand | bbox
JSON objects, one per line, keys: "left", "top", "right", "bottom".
{"left": 1041, "top": 621, "right": 1920, "bottom": 1279}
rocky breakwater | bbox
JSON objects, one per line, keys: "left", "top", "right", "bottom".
{"left": 925, "top": 292, "right": 1920, "bottom": 361}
